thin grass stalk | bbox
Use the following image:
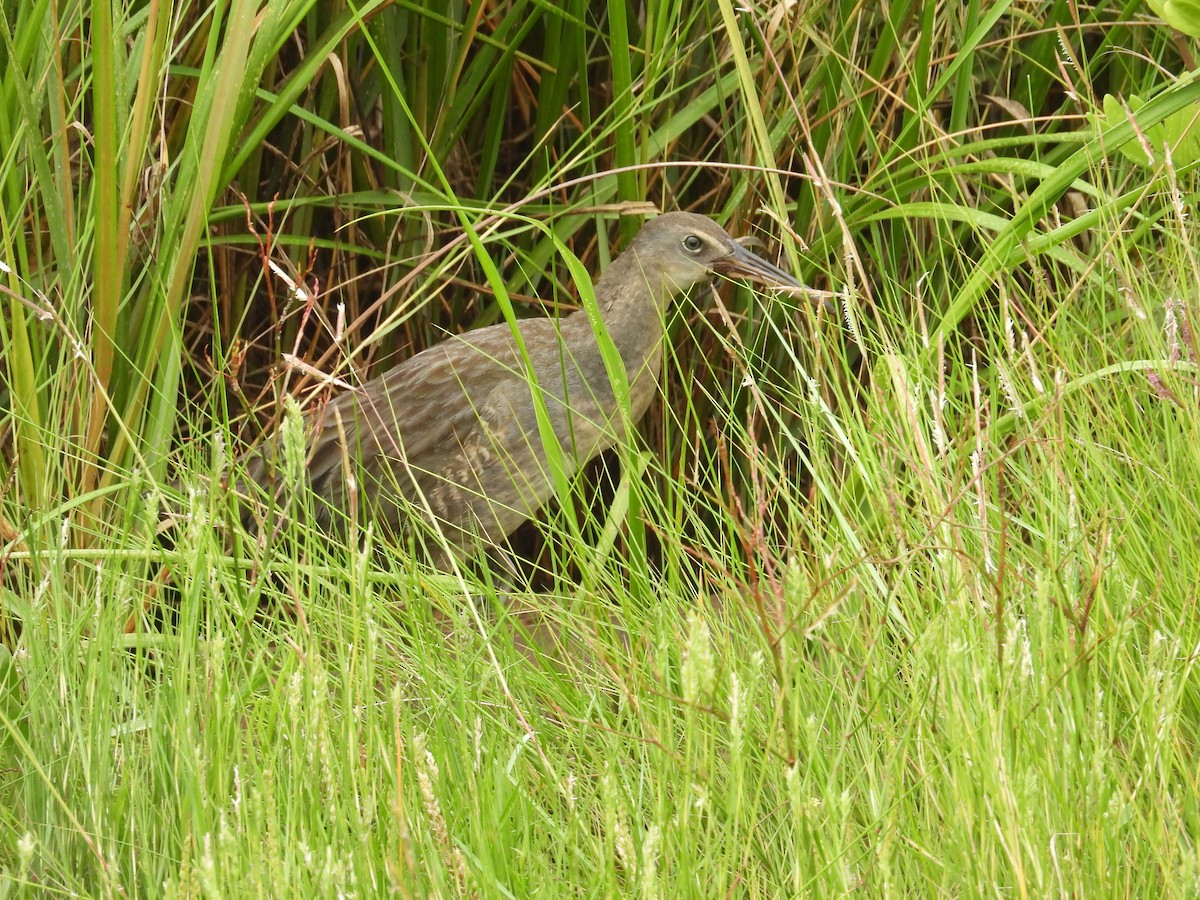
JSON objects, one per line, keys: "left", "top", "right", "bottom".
{"left": 607, "top": 0, "right": 640, "bottom": 239}
{"left": 948, "top": 0, "right": 981, "bottom": 138}
{"left": 715, "top": 0, "right": 789, "bottom": 216}
{"left": 117, "top": 0, "right": 169, "bottom": 267}
{"left": 0, "top": 254, "right": 45, "bottom": 515}
{"left": 84, "top": 0, "right": 122, "bottom": 504}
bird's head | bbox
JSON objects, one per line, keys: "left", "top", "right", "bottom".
{"left": 629, "top": 211, "right": 803, "bottom": 295}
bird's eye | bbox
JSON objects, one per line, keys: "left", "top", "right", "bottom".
{"left": 682, "top": 235, "right": 704, "bottom": 253}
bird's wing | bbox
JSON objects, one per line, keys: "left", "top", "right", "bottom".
{"left": 301, "top": 333, "right": 510, "bottom": 510}
{"left": 239, "top": 316, "right": 622, "bottom": 544}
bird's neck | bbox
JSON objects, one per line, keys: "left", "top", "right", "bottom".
{"left": 565, "top": 249, "right": 674, "bottom": 346}
{"left": 558, "top": 250, "right": 684, "bottom": 421}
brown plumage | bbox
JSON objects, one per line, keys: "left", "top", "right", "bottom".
{"left": 244, "top": 212, "right": 802, "bottom": 561}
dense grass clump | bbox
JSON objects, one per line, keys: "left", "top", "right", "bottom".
{"left": 2, "top": 0, "right": 1199, "bottom": 894}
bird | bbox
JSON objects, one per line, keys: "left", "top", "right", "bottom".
{"left": 242, "top": 212, "right": 803, "bottom": 564}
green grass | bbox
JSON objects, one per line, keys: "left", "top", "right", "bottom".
{"left": 3, "top": 0, "right": 1200, "bottom": 895}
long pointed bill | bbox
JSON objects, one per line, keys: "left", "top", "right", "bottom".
{"left": 712, "top": 241, "right": 804, "bottom": 292}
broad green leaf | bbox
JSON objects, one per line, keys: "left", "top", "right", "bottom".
{"left": 1091, "top": 91, "right": 1200, "bottom": 167}
{"left": 1147, "top": 0, "right": 1200, "bottom": 37}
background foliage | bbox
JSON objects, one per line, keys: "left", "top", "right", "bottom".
{"left": 1, "top": 0, "right": 1199, "bottom": 895}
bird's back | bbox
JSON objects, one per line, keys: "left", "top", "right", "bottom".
{"left": 250, "top": 312, "right": 643, "bottom": 558}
